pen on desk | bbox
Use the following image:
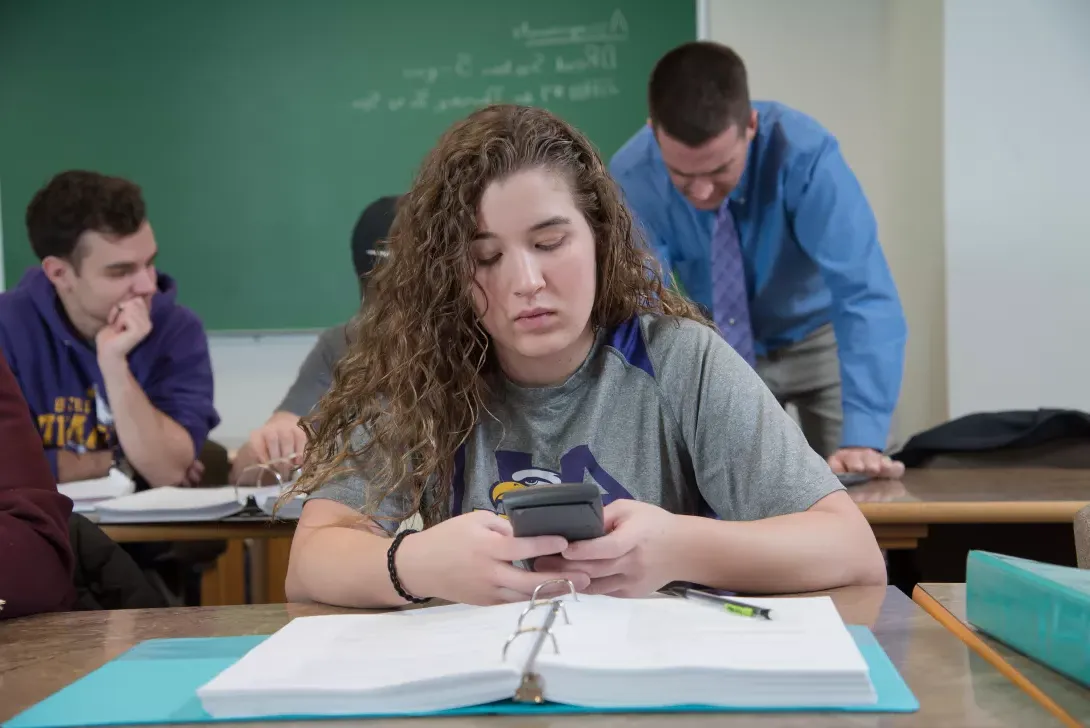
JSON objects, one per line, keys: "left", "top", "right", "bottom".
{"left": 666, "top": 586, "right": 775, "bottom": 620}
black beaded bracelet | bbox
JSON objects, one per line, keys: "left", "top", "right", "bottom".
{"left": 387, "top": 529, "right": 431, "bottom": 604}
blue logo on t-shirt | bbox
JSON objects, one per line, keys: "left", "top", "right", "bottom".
{"left": 474, "top": 447, "right": 633, "bottom": 516}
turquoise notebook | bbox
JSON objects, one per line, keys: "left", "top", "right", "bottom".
{"left": 966, "top": 550, "right": 1090, "bottom": 688}
{"left": 5, "top": 626, "right": 916, "bottom": 727}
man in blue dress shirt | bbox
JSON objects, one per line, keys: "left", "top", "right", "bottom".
{"left": 611, "top": 41, "right": 907, "bottom": 479}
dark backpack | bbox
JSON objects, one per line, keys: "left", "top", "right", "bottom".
{"left": 68, "top": 513, "right": 168, "bottom": 611}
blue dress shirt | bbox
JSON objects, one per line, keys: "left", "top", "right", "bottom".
{"left": 610, "top": 101, "right": 907, "bottom": 451}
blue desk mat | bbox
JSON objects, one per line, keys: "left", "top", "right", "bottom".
{"left": 5, "top": 625, "right": 918, "bottom": 727}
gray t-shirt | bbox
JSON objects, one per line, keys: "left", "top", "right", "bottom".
{"left": 311, "top": 315, "right": 842, "bottom": 531}
{"left": 277, "top": 324, "right": 351, "bottom": 416}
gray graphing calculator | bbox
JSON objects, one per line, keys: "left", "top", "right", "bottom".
{"left": 501, "top": 482, "right": 605, "bottom": 542}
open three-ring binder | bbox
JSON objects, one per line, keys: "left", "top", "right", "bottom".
{"left": 196, "top": 580, "right": 910, "bottom": 719}
{"left": 5, "top": 583, "right": 918, "bottom": 728}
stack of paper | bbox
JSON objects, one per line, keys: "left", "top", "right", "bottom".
{"left": 94, "top": 486, "right": 248, "bottom": 523}
{"left": 92, "top": 485, "right": 304, "bottom": 523}
{"left": 198, "top": 595, "right": 877, "bottom": 718}
{"left": 57, "top": 468, "right": 135, "bottom": 513}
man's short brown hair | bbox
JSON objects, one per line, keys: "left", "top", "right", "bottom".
{"left": 25, "top": 170, "right": 146, "bottom": 266}
{"left": 648, "top": 42, "right": 751, "bottom": 147}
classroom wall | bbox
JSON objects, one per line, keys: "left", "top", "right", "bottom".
{"left": 706, "top": 0, "right": 948, "bottom": 446}
{"left": 886, "top": 0, "right": 947, "bottom": 440}
{"left": 208, "top": 334, "right": 319, "bottom": 449}
{"left": 943, "top": 0, "right": 1090, "bottom": 418}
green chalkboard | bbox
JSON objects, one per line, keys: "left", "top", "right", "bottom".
{"left": 0, "top": 0, "right": 695, "bottom": 331}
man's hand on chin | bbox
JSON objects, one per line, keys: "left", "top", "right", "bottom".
{"left": 95, "top": 297, "right": 152, "bottom": 367}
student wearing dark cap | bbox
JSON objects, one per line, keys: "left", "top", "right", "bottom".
{"left": 230, "top": 196, "right": 400, "bottom": 483}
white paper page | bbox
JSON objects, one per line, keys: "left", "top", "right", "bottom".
{"left": 94, "top": 486, "right": 245, "bottom": 523}
{"left": 200, "top": 602, "right": 536, "bottom": 697}
{"left": 539, "top": 596, "right": 868, "bottom": 674}
{"left": 57, "top": 468, "right": 134, "bottom": 503}
{"left": 95, "top": 485, "right": 238, "bottom": 512}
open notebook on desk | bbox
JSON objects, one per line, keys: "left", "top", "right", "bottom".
{"left": 92, "top": 484, "right": 304, "bottom": 523}
{"left": 198, "top": 592, "right": 882, "bottom": 718}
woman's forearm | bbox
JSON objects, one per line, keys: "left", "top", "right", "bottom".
{"left": 286, "top": 525, "right": 406, "bottom": 608}
{"left": 672, "top": 499, "right": 886, "bottom": 593}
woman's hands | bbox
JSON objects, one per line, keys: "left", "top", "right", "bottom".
{"left": 395, "top": 510, "right": 591, "bottom": 606}
{"left": 533, "top": 500, "right": 685, "bottom": 598}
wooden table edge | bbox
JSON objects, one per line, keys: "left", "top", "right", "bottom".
{"left": 96, "top": 501, "right": 1090, "bottom": 537}
{"left": 101, "top": 521, "right": 297, "bottom": 542}
{"left": 861, "top": 501, "right": 1089, "bottom": 524}
{"left": 911, "top": 585, "right": 1083, "bottom": 728}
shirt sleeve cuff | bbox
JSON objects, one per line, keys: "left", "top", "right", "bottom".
{"left": 840, "top": 407, "right": 893, "bottom": 452}
{"left": 174, "top": 418, "right": 211, "bottom": 461}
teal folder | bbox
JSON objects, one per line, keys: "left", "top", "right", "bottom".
{"left": 966, "top": 550, "right": 1090, "bottom": 687}
{"left": 4, "top": 626, "right": 917, "bottom": 727}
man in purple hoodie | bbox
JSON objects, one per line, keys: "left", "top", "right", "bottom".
{"left": 0, "top": 170, "right": 220, "bottom": 488}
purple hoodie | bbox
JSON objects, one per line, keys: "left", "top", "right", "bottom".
{"left": 0, "top": 268, "right": 220, "bottom": 479}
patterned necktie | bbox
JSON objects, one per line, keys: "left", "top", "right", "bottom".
{"left": 710, "top": 202, "right": 756, "bottom": 367}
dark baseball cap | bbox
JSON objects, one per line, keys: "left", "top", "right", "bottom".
{"left": 351, "top": 195, "right": 401, "bottom": 278}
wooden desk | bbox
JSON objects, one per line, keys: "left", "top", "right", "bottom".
{"left": 914, "top": 582, "right": 1090, "bottom": 727}
{"left": 101, "top": 521, "right": 296, "bottom": 607}
{"left": 98, "top": 469, "right": 1090, "bottom": 607}
{"left": 0, "top": 586, "right": 1064, "bottom": 727}
{"left": 851, "top": 468, "right": 1090, "bottom": 549}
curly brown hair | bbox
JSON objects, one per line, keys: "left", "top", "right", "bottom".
{"left": 292, "top": 104, "right": 709, "bottom": 528}
{"left": 26, "top": 170, "right": 146, "bottom": 267}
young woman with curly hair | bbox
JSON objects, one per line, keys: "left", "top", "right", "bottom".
{"left": 285, "top": 104, "right": 885, "bottom": 608}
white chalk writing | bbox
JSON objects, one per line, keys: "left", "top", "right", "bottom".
{"left": 567, "top": 77, "right": 619, "bottom": 102}
{"left": 350, "top": 11, "right": 628, "bottom": 116}
{"left": 512, "top": 9, "right": 629, "bottom": 47}
{"left": 350, "top": 92, "right": 381, "bottom": 112}
{"left": 539, "top": 84, "right": 566, "bottom": 103}
{"left": 554, "top": 44, "right": 617, "bottom": 73}
{"left": 481, "top": 53, "right": 547, "bottom": 78}
{"left": 351, "top": 78, "right": 619, "bottom": 114}
{"left": 401, "top": 53, "right": 474, "bottom": 85}
{"left": 432, "top": 85, "right": 505, "bottom": 114}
